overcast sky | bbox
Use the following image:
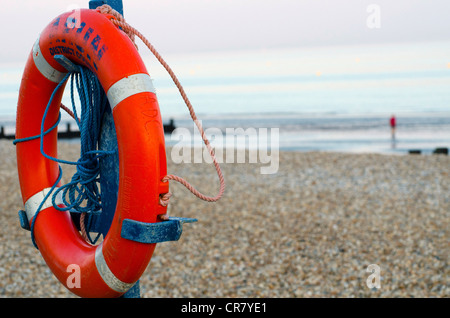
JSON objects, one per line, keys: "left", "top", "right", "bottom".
{"left": 1, "top": 0, "right": 449, "bottom": 64}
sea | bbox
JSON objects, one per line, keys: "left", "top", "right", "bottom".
{"left": 1, "top": 41, "right": 450, "bottom": 154}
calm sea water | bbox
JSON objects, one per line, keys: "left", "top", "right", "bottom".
{"left": 1, "top": 41, "right": 450, "bottom": 154}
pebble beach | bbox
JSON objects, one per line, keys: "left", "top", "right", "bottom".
{"left": 0, "top": 139, "right": 448, "bottom": 298}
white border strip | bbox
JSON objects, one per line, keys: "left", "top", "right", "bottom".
{"left": 24, "top": 187, "right": 62, "bottom": 222}
{"left": 95, "top": 243, "right": 136, "bottom": 293}
{"left": 106, "top": 73, "right": 155, "bottom": 110}
{"left": 32, "top": 37, "right": 67, "bottom": 83}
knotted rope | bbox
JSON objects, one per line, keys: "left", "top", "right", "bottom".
{"left": 14, "top": 66, "right": 114, "bottom": 246}
{"left": 97, "top": 5, "right": 226, "bottom": 212}
{"left": 52, "top": 67, "right": 112, "bottom": 244}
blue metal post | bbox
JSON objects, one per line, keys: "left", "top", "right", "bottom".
{"left": 84, "top": 0, "right": 196, "bottom": 298}
{"left": 87, "top": 0, "right": 122, "bottom": 237}
{"left": 89, "top": 0, "right": 123, "bottom": 15}
{"left": 88, "top": 0, "right": 140, "bottom": 298}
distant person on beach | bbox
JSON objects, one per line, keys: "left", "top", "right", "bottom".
{"left": 390, "top": 115, "right": 396, "bottom": 140}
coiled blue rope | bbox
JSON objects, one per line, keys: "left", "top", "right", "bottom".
{"left": 14, "top": 65, "right": 116, "bottom": 247}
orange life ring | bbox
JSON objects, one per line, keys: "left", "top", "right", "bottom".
{"left": 15, "top": 8, "right": 168, "bottom": 297}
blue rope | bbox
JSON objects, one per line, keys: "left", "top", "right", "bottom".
{"left": 14, "top": 65, "right": 116, "bottom": 247}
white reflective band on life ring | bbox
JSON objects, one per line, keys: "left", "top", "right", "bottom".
{"left": 106, "top": 73, "right": 155, "bottom": 110}
{"left": 24, "top": 187, "right": 63, "bottom": 222}
{"left": 95, "top": 243, "right": 136, "bottom": 293}
{"left": 32, "top": 37, "right": 67, "bottom": 83}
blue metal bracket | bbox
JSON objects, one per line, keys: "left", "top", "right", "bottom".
{"left": 54, "top": 55, "right": 79, "bottom": 73}
{"left": 121, "top": 217, "right": 197, "bottom": 244}
{"left": 18, "top": 210, "right": 30, "bottom": 231}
